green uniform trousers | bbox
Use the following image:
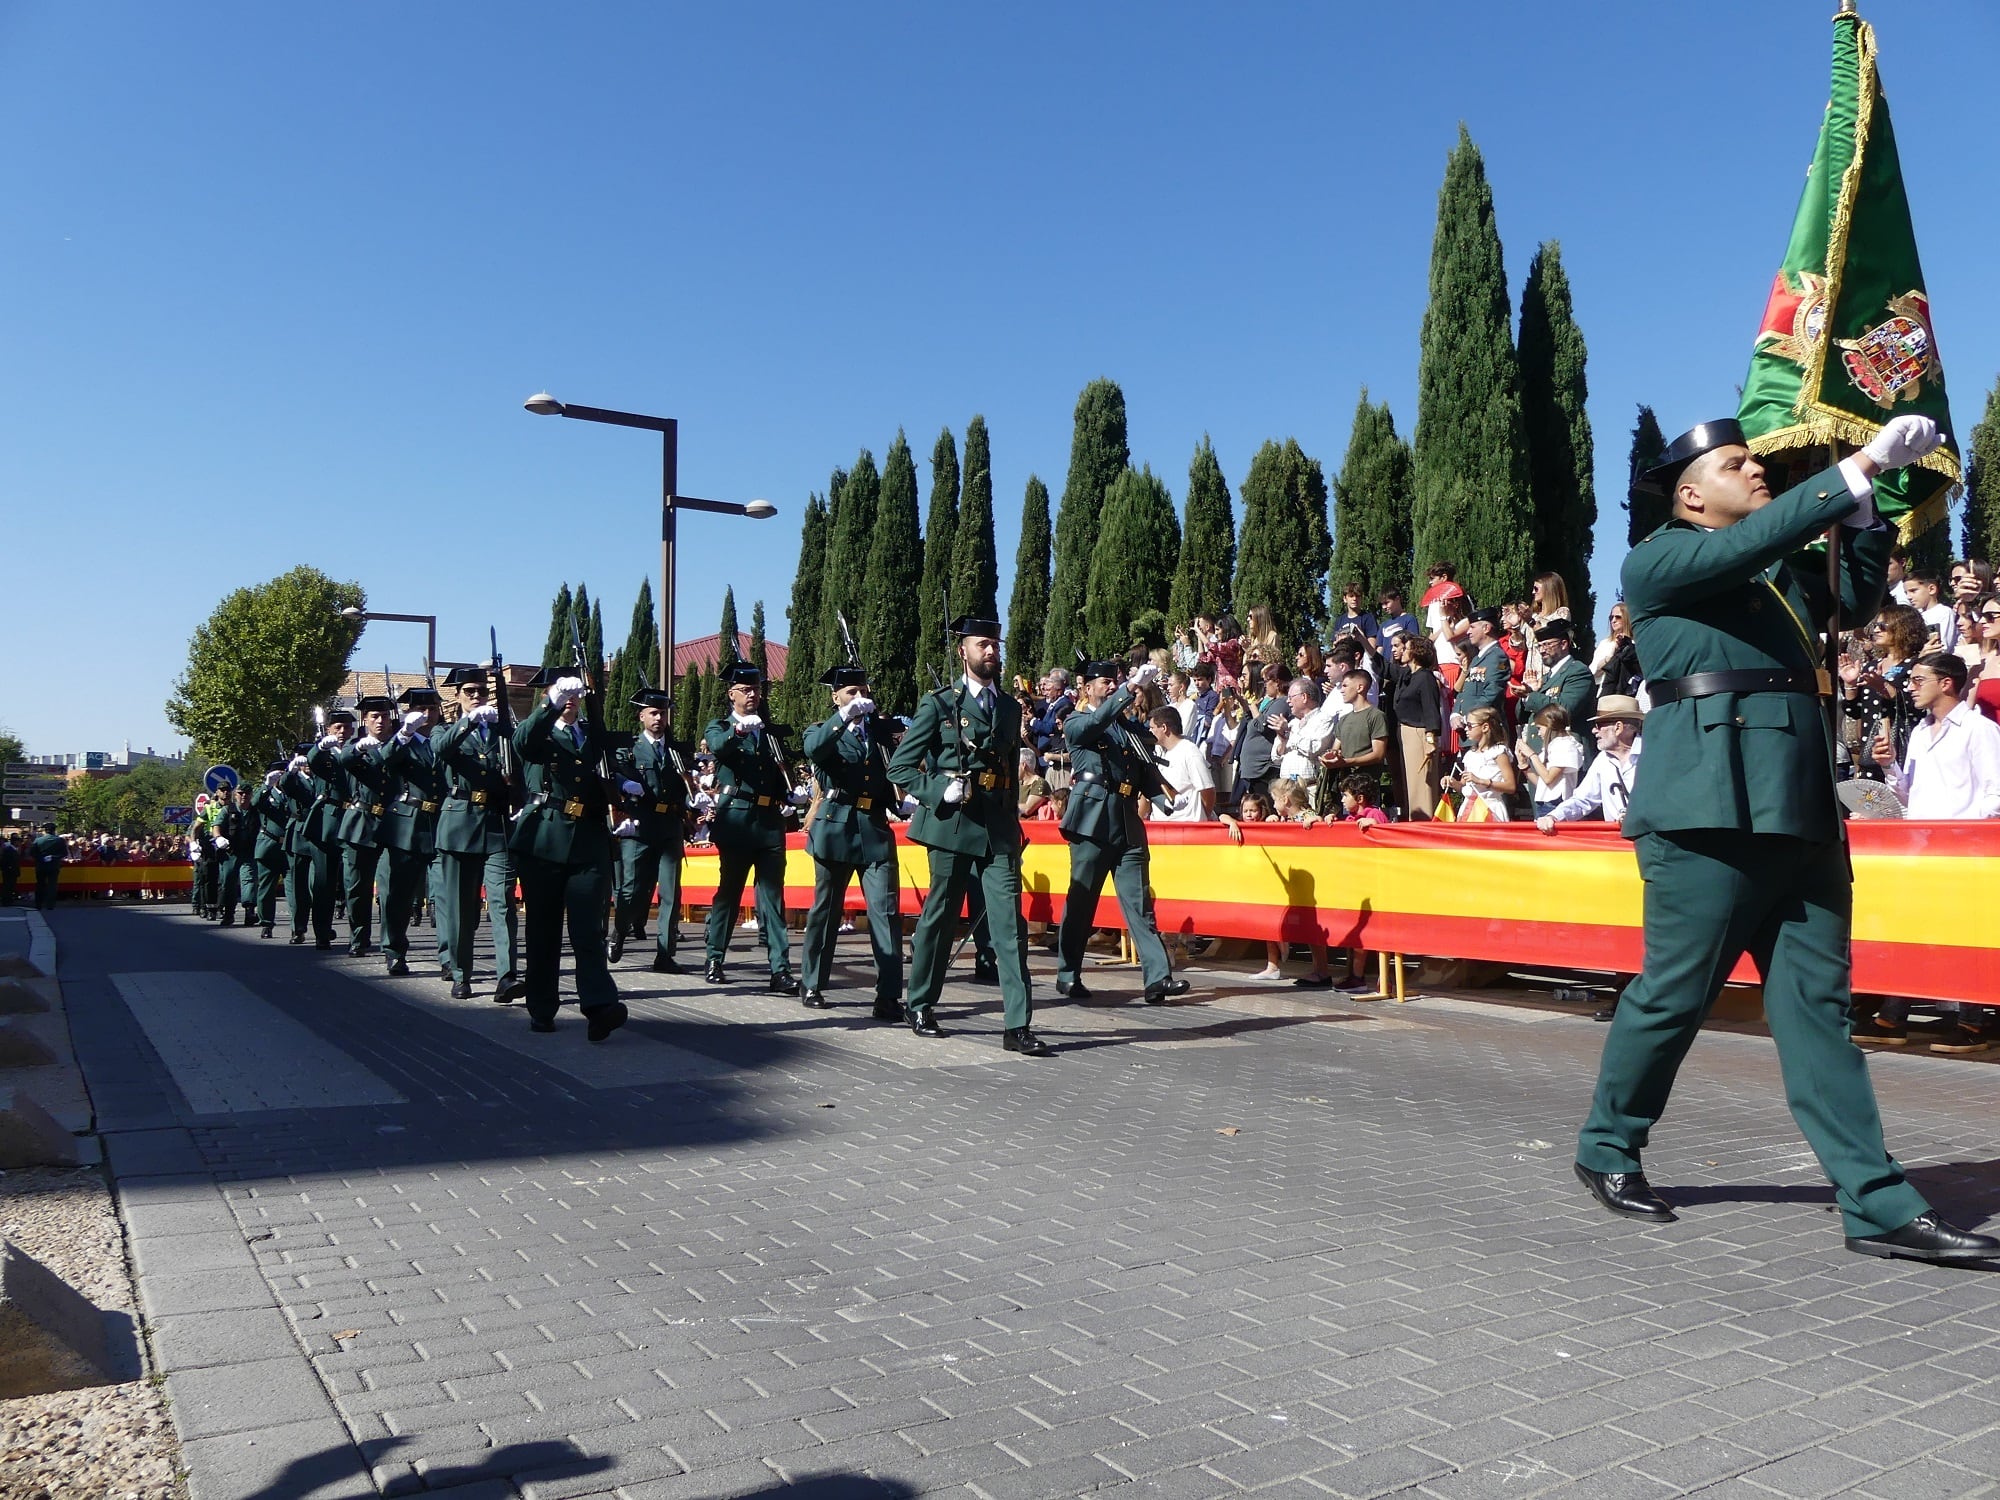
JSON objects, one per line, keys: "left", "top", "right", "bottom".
{"left": 802, "top": 856, "right": 903, "bottom": 1002}
{"left": 428, "top": 857, "right": 448, "bottom": 966}
{"left": 517, "top": 848, "right": 619, "bottom": 1023}
{"left": 193, "top": 856, "right": 218, "bottom": 916}
{"left": 303, "top": 841, "right": 340, "bottom": 943}
{"left": 907, "top": 847, "right": 1031, "bottom": 1027}
{"left": 1577, "top": 830, "right": 1928, "bottom": 1238}
{"left": 378, "top": 848, "right": 431, "bottom": 961}
{"left": 703, "top": 842, "right": 791, "bottom": 974}
{"left": 287, "top": 849, "right": 313, "bottom": 938}
{"left": 437, "top": 848, "right": 519, "bottom": 984}
{"left": 218, "top": 854, "right": 251, "bottom": 918}
{"left": 251, "top": 856, "right": 283, "bottom": 928}
{"left": 617, "top": 839, "right": 682, "bottom": 956}
{"left": 1056, "top": 839, "right": 1172, "bottom": 991}
{"left": 341, "top": 844, "right": 381, "bottom": 954}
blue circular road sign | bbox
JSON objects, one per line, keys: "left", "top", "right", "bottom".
{"left": 203, "top": 764, "right": 240, "bottom": 794}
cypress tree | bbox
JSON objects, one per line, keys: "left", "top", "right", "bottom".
{"left": 917, "top": 427, "right": 960, "bottom": 687}
{"left": 717, "top": 588, "right": 740, "bottom": 672}
{"left": 1409, "top": 125, "right": 1534, "bottom": 606}
{"left": 781, "top": 491, "right": 830, "bottom": 731}
{"left": 1006, "top": 475, "right": 1052, "bottom": 684}
{"left": 541, "top": 582, "right": 572, "bottom": 672}
{"left": 860, "top": 430, "right": 924, "bottom": 715}
{"left": 1086, "top": 466, "right": 1181, "bottom": 656}
{"left": 949, "top": 414, "right": 1000, "bottom": 625}
{"left": 673, "top": 664, "right": 701, "bottom": 741}
{"left": 588, "top": 599, "right": 605, "bottom": 685}
{"left": 819, "top": 453, "right": 877, "bottom": 669}
{"left": 1624, "top": 405, "right": 1669, "bottom": 546}
{"left": 1234, "top": 439, "right": 1331, "bottom": 644}
{"left": 1169, "top": 436, "right": 1236, "bottom": 628}
{"left": 612, "top": 577, "right": 657, "bottom": 732}
{"left": 1963, "top": 374, "right": 2000, "bottom": 566}
{"left": 749, "top": 599, "right": 768, "bottom": 683}
{"left": 570, "top": 583, "right": 592, "bottom": 673}
{"left": 1331, "top": 392, "right": 1414, "bottom": 610}
{"left": 1045, "top": 379, "right": 1130, "bottom": 666}
{"left": 699, "top": 657, "right": 727, "bottom": 728}
{"left": 1518, "top": 240, "right": 1597, "bottom": 641}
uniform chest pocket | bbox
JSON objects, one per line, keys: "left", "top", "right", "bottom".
{"left": 1695, "top": 695, "right": 1795, "bottom": 732}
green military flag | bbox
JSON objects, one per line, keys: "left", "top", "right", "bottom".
{"left": 1737, "top": 5, "right": 1960, "bottom": 544}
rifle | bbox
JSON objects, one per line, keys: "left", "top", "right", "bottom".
{"left": 488, "top": 627, "right": 521, "bottom": 813}
{"left": 837, "top": 610, "right": 860, "bottom": 669}
{"left": 567, "top": 605, "right": 620, "bottom": 816}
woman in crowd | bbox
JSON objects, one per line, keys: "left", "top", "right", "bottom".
{"left": 1970, "top": 593, "right": 2000, "bottom": 724}
{"left": 1531, "top": 571, "right": 1572, "bottom": 628}
{"left": 1242, "top": 605, "right": 1283, "bottom": 680}
{"left": 1387, "top": 634, "right": 1444, "bottom": 820}
{"left": 1517, "top": 705, "right": 1582, "bottom": 820}
{"left": 1207, "top": 614, "right": 1245, "bottom": 691}
{"left": 1173, "top": 615, "right": 1216, "bottom": 673}
{"left": 1591, "top": 601, "right": 1641, "bottom": 698}
{"left": 1431, "top": 592, "right": 1471, "bottom": 688}
{"left": 1018, "top": 748, "right": 1050, "bottom": 819}
{"left": 1843, "top": 603, "right": 1928, "bottom": 774}
{"left": 1444, "top": 706, "right": 1517, "bottom": 820}
{"left": 1295, "top": 638, "right": 1325, "bottom": 685}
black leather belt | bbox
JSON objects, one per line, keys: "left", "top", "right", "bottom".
{"left": 1646, "top": 668, "right": 1827, "bottom": 706}
{"left": 1074, "top": 770, "right": 1133, "bottom": 795}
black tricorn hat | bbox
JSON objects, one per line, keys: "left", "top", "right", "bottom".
{"left": 397, "top": 685, "right": 443, "bottom": 707}
{"left": 524, "top": 665, "right": 569, "bottom": 688}
{"left": 630, "top": 686, "right": 672, "bottom": 711}
{"left": 1080, "top": 658, "right": 1124, "bottom": 683}
{"left": 819, "top": 665, "right": 869, "bottom": 690}
{"left": 325, "top": 707, "right": 357, "bottom": 725}
{"left": 267, "top": 759, "right": 288, "bottom": 773}
{"left": 1633, "top": 418, "right": 1746, "bottom": 498}
{"left": 1534, "top": 619, "right": 1573, "bottom": 643}
{"left": 353, "top": 693, "right": 397, "bottom": 714}
{"left": 1469, "top": 606, "right": 1503, "bottom": 629}
{"left": 442, "top": 665, "right": 489, "bottom": 687}
{"left": 950, "top": 615, "right": 1004, "bottom": 639}
{"left": 723, "top": 661, "right": 764, "bottom": 686}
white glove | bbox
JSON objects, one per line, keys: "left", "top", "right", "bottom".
{"left": 839, "top": 696, "right": 872, "bottom": 723}
{"left": 1129, "top": 662, "right": 1160, "bottom": 687}
{"left": 620, "top": 779, "right": 644, "bottom": 797}
{"left": 400, "top": 709, "right": 427, "bottom": 732}
{"left": 355, "top": 735, "right": 381, "bottom": 750}
{"left": 733, "top": 713, "right": 763, "bottom": 735}
{"left": 264, "top": 770, "right": 283, "bottom": 789}
{"left": 611, "top": 818, "right": 640, "bottom": 838}
{"left": 468, "top": 703, "right": 499, "bottom": 726}
{"left": 1863, "top": 414, "right": 1944, "bottom": 469}
{"left": 898, "top": 794, "right": 919, "bottom": 819}
{"left": 213, "top": 835, "right": 229, "bottom": 851}
{"left": 547, "top": 675, "right": 585, "bottom": 708}
{"left": 187, "top": 841, "right": 200, "bottom": 860}
{"left": 942, "top": 776, "right": 967, "bottom": 805}
{"left": 318, "top": 734, "right": 341, "bottom": 750}
{"left": 288, "top": 755, "right": 308, "bottom": 773}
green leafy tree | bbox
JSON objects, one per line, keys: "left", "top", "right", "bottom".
{"left": 166, "top": 565, "right": 366, "bottom": 774}
{"left": 1410, "top": 125, "right": 1534, "bottom": 605}
{"left": 1086, "top": 466, "right": 1180, "bottom": 656}
{"left": 860, "top": 430, "right": 924, "bottom": 714}
{"left": 1045, "top": 379, "right": 1130, "bottom": 667}
{"left": 917, "top": 427, "right": 960, "bottom": 687}
{"left": 820, "top": 454, "right": 877, "bottom": 667}
{"left": 1331, "top": 391, "right": 1414, "bottom": 611}
{"left": 0, "top": 728, "right": 22, "bottom": 801}
{"left": 1006, "top": 475, "right": 1052, "bottom": 684}
{"left": 949, "top": 414, "right": 1000, "bottom": 626}
{"left": 1963, "top": 374, "right": 2000, "bottom": 567}
{"left": 1169, "top": 436, "right": 1236, "bottom": 628}
{"left": 675, "top": 664, "right": 704, "bottom": 742}
{"left": 1234, "top": 439, "right": 1331, "bottom": 644}
{"left": 781, "top": 491, "right": 830, "bottom": 729}
{"left": 541, "top": 582, "right": 572, "bottom": 672}
{"left": 1519, "top": 240, "right": 1597, "bottom": 643}
{"left": 1624, "top": 405, "right": 1669, "bottom": 546}
{"left": 59, "top": 759, "right": 206, "bottom": 838}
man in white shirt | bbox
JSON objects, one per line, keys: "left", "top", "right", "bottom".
{"left": 1276, "top": 678, "right": 1340, "bottom": 786}
{"left": 1905, "top": 572, "right": 1959, "bottom": 654}
{"left": 1876, "top": 652, "right": 2000, "bottom": 820}
{"left": 1535, "top": 697, "right": 1645, "bottom": 832}
{"left": 1148, "top": 708, "right": 1215, "bottom": 821}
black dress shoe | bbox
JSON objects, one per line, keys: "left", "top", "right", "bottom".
{"left": 768, "top": 972, "right": 801, "bottom": 996}
{"left": 289, "top": 934, "right": 305, "bottom": 945}
{"left": 652, "top": 955, "right": 683, "bottom": 974}
{"left": 1593, "top": 1008, "right": 1618, "bottom": 1023}
{"left": 219, "top": 913, "right": 234, "bottom": 927}
{"left": 909, "top": 1010, "right": 945, "bottom": 1037}
{"left": 439, "top": 960, "right": 454, "bottom": 979}
{"left": 451, "top": 978, "right": 473, "bottom": 999}
{"left": 495, "top": 975, "right": 528, "bottom": 1002}
{"left": 704, "top": 960, "right": 726, "bottom": 984}
{"left": 609, "top": 932, "right": 625, "bottom": 962}
{"left": 1055, "top": 979, "right": 1091, "bottom": 1001}
{"left": 528, "top": 1018, "right": 556, "bottom": 1034}
{"left": 1574, "top": 1163, "right": 1678, "bottom": 1222}
{"left": 386, "top": 957, "right": 410, "bottom": 977}
{"left": 801, "top": 988, "right": 834, "bottom": 1009}
{"left": 1847, "top": 1212, "right": 2000, "bottom": 1263}
{"left": 1003, "top": 1027, "right": 1055, "bottom": 1057}
{"left": 586, "top": 1002, "right": 629, "bottom": 1042}
{"left": 261, "top": 925, "right": 274, "bottom": 939}
{"left": 1144, "top": 977, "right": 1192, "bottom": 1005}
{"left": 314, "top": 938, "right": 332, "bottom": 951}
{"left": 873, "top": 1001, "right": 907, "bottom": 1024}
{"left": 972, "top": 957, "right": 1000, "bottom": 985}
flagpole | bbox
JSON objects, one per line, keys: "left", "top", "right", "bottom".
{"left": 1826, "top": 0, "right": 1857, "bottom": 753}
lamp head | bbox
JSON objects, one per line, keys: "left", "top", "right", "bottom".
{"left": 339, "top": 607, "right": 365, "bottom": 620}
{"left": 743, "top": 498, "right": 777, "bottom": 520}
{"left": 523, "top": 392, "right": 564, "bottom": 416}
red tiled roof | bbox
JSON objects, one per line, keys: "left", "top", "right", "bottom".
{"left": 671, "top": 633, "right": 787, "bottom": 680}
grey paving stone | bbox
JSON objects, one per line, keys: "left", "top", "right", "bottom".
{"left": 152, "top": 1306, "right": 299, "bottom": 1371}
{"left": 138, "top": 1265, "right": 274, "bottom": 1318}
{"left": 168, "top": 1353, "right": 336, "bottom": 1441}
{"left": 180, "top": 1416, "right": 375, "bottom": 1500}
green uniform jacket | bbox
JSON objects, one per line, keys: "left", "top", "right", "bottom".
{"left": 334, "top": 740, "right": 390, "bottom": 847}
{"left": 304, "top": 742, "right": 352, "bottom": 846}
{"left": 886, "top": 680, "right": 1021, "bottom": 858}
{"left": 614, "top": 732, "right": 691, "bottom": 851}
{"left": 378, "top": 730, "right": 446, "bottom": 856}
{"left": 510, "top": 700, "right": 614, "bottom": 865}
{"left": 1059, "top": 685, "right": 1153, "bottom": 850}
{"left": 804, "top": 711, "right": 899, "bottom": 867}
{"left": 432, "top": 716, "right": 515, "bottom": 856}
{"left": 252, "top": 785, "right": 292, "bottom": 867}
{"left": 278, "top": 767, "right": 314, "bottom": 855}
{"left": 30, "top": 834, "right": 65, "bottom": 868}
{"left": 1524, "top": 654, "right": 1598, "bottom": 759}
{"left": 1621, "top": 464, "right": 1891, "bottom": 843}
{"left": 703, "top": 716, "right": 795, "bottom": 853}
{"left": 1454, "top": 642, "right": 1511, "bottom": 720}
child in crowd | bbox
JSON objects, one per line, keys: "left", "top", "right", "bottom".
{"left": 1518, "top": 705, "right": 1582, "bottom": 819}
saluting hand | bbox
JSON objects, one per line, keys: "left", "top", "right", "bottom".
{"left": 620, "top": 779, "right": 644, "bottom": 797}
{"left": 1863, "top": 414, "right": 1944, "bottom": 470}
{"left": 467, "top": 703, "right": 499, "bottom": 726}
{"left": 732, "top": 713, "right": 764, "bottom": 735}
{"left": 547, "top": 676, "right": 586, "bottom": 708}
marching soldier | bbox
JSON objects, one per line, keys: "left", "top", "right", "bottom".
{"left": 279, "top": 744, "right": 316, "bottom": 943}
{"left": 376, "top": 684, "right": 446, "bottom": 977}
{"left": 510, "top": 670, "right": 627, "bottom": 1040}
{"left": 432, "top": 667, "right": 525, "bottom": 1001}
{"left": 190, "top": 798, "right": 221, "bottom": 919}
{"left": 215, "top": 784, "right": 256, "bottom": 926}
{"left": 302, "top": 709, "right": 356, "bottom": 949}
{"left": 799, "top": 664, "right": 905, "bottom": 1019}
{"left": 701, "top": 662, "right": 802, "bottom": 992}
{"left": 611, "top": 685, "right": 691, "bottom": 973}
{"left": 887, "top": 616, "right": 1050, "bottom": 1055}
{"left": 334, "top": 692, "right": 397, "bottom": 956}
{"left": 1054, "top": 661, "right": 1189, "bottom": 1005}
{"left": 249, "top": 763, "right": 292, "bottom": 937}
{"left": 1573, "top": 412, "right": 2000, "bottom": 1265}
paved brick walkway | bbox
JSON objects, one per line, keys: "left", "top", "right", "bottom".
{"left": 55, "top": 905, "right": 2000, "bottom": 1499}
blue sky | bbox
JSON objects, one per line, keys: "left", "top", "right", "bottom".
{"left": 4, "top": 1, "right": 1995, "bottom": 762}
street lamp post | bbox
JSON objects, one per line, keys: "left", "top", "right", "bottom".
{"left": 523, "top": 394, "right": 775, "bottom": 689}
{"left": 339, "top": 609, "right": 439, "bottom": 678}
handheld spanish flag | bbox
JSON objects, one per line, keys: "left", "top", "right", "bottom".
{"left": 1737, "top": 3, "right": 1960, "bottom": 543}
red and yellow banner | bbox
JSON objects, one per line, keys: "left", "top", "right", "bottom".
{"left": 683, "top": 821, "right": 2000, "bottom": 1006}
